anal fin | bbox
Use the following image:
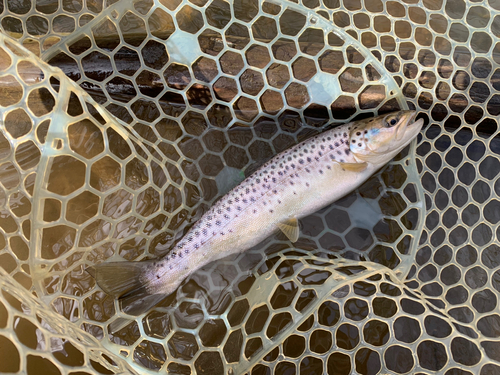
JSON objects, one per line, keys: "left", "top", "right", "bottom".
{"left": 277, "top": 218, "right": 300, "bottom": 243}
{"left": 339, "top": 162, "right": 368, "bottom": 172}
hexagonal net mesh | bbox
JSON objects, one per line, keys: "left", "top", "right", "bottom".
{"left": 0, "top": 0, "right": 499, "bottom": 374}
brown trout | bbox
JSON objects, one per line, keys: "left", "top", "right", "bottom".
{"left": 88, "top": 110, "right": 423, "bottom": 314}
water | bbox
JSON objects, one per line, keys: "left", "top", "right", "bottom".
{"left": 1, "top": 0, "right": 500, "bottom": 373}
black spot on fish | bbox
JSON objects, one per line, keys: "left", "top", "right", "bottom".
{"left": 328, "top": 137, "right": 332, "bottom": 140}
{"left": 307, "top": 157, "right": 311, "bottom": 162}
{"left": 306, "top": 182, "right": 310, "bottom": 187}
{"left": 337, "top": 151, "right": 341, "bottom": 155}
{"left": 364, "top": 130, "right": 368, "bottom": 134}
{"left": 345, "top": 149, "right": 350, "bottom": 155}
{"left": 305, "top": 168, "right": 310, "bottom": 173}
{"left": 358, "top": 143, "right": 362, "bottom": 147}
{"left": 351, "top": 140, "right": 356, "bottom": 143}
{"left": 319, "top": 170, "right": 323, "bottom": 174}
{"left": 216, "top": 220, "right": 221, "bottom": 225}
{"left": 356, "top": 132, "right": 361, "bottom": 136}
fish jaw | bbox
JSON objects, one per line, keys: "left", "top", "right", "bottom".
{"left": 395, "top": 111, "right": 422, "bottom": 142}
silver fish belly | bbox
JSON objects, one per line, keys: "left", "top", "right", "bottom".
{"left": 89, "top": 110, "right": 423, "bottom": 314}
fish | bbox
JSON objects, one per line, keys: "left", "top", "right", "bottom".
{"left": 87, "top": 110, "right": 423, "bottom": 315}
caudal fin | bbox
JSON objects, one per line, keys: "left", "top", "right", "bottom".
{"left": 86, "top": 260, "right": 166, "bottom": 316}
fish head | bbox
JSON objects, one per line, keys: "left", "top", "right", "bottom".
{"left": 349, "top": 110, "right": 423, "bottom": 163}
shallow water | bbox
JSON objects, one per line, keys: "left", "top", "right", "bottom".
{"left": 1, "top": 0, "right": 500, "bottom": 374}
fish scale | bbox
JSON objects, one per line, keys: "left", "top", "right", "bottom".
{"left": 89, "top": 110, "right": 423, "bottom": 315}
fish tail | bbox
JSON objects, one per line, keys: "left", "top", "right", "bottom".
{"left": 87, "top": 260, "right": 165, "bottom": 315}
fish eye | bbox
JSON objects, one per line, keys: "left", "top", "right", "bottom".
{"left": 387, "top": 118, "right": 398, "bottom": 127}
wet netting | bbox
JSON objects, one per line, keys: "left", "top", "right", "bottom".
{"left": 0, "top": 0, "right": 499, "bottom": 374}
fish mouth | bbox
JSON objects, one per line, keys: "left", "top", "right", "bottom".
{"left": 407, "top": 111, "right": 424, "bottom": 127}
{"left": 396, "top": 111, "right": 424, "bottom": 143}
{"left": 396, "top": 111, "right": 422, "bottom": 141}
{"left": 407, "top": 111, "right": 417, "bottom": 125}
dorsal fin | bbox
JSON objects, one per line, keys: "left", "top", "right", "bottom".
{"left": 277, "top": 218, "right": 299, "bottom": 243}
{"left": 339, "top": 162, "right": 368, "bottom": 172}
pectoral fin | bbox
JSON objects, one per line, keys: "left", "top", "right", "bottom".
{"left": 277, "top": 218, "right": 300, "bottom": 243}
{"left": 339, "top": 162, "right": 368, "bottom": 172}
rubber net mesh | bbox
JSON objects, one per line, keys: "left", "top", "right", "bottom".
{"left": 0, "top": 0, "right": 499, "bottom": 374}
